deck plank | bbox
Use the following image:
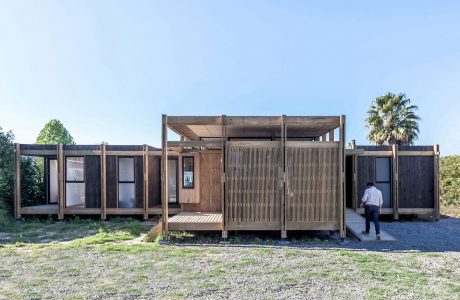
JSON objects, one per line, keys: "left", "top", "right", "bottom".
{"left": 168, "top": 212, "right": 223, "bottom": 231}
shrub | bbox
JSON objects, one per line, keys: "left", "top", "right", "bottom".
{"left": 440, "top": 155, "right": 460, "bottom": 207}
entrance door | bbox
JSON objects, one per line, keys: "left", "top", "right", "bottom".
{"left": 48, "top": 158, "right": 59, "bottom": 204}
{"left": 168, "top": 158, "right": 178, "bottom": 203}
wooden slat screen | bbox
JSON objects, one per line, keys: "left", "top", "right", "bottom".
{"left": 226, "top": 142, "right": 282, "bottom": 229}
{"left": 285, "top": 144, "right": 340, "bottom": 228}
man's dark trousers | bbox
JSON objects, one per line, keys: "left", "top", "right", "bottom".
{"left": 364, "top": 205, "right": 380, "bottom": 234}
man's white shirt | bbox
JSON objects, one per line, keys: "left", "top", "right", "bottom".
{"left": 361, "top": 186, "right": 383, "bottom": 207}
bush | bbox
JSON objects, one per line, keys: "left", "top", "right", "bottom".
{"left": 440, "top": 155, "right": 460, "bottom": 207}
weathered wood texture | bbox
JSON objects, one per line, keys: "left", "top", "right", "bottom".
{"left": 84, "top": 156, "right": 101, "bottom": 208}
{"left": 148, "top": 156, "right": 162, "bottom": 207}
{"left": 398, "top": 156, "right": 434, "bottom": 208}
{"left": 356, "top": 156, "right": 376, "bottom": 208}
{"left": 134, "top": 156, "right": 144, "bottom": 208}
{"left": 226, "top": 143, "right": 282, "bottom": 229}
{"left": 285, "top": 144, "right": 340, "bottom": 229}
{"left": 106, "top": 156, "right": 118, "bottom": 208}
{"left": 182, "top": 151, "right": 223, "bottom": 212}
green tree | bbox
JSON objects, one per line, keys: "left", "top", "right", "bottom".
{"left": 36, "top": 119, "right": 75, "bottom": 145}
{"left": 440, "top": 155, "right": 460, "bottom": 207}
{"left": 0, "top": 127, "right": 15, "bottom": 212}
{"left": 366, "top": 93, "right": 420, "bottom": 145}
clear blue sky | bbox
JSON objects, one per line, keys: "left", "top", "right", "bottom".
{"left": 1, "top": 1, "right": 459, "bottom": 154}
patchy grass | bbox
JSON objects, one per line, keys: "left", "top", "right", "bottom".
{"left": 0, "top": 218, "right": 459, "bottom": 299}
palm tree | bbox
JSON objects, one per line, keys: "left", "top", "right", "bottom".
{"left": 366, "top": 93, "right": 420, "bottom": 145}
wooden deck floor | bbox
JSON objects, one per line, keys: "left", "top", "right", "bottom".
{"left": 346, "top": 209, "right": 396, "bottom": 242}
{"left": 168, "top": 212, "right": 223, "bottom": 231}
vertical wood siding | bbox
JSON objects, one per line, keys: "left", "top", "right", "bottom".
{"left": 285, "top": 145, "right": 340, "bottom": 228}
{"left": 398, "top": 156, "right": 434, "bottom": 208}
{"left": 84, "top": 156, "right": 101, "bottom": 208}
{"left": 226, "top": 144, "right": 282, "bottom": 229}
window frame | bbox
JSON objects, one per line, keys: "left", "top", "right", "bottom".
{"left": 65, "top": 156, "right": 85, "bottom": 208}
{"left": 182, "top": 156, "right": 195, "bottom": 189}
{"left": 117, "top": 156, "right": 136, "bottom": 208}
{"left": 374, "top": 156, "right": 392, "bottom": 208}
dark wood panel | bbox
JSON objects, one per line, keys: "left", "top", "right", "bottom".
{"left": 106, "top": 156, "right": 118, "bottom": 208}
{"left": 182, "top": 152, "right": 222, "bottom": 212}
{"left": 345, "top": 156, "right": 353, "bottom": 208}
{"left": 148, "top": 156, "right": 161, "bottom": 207}
{"left": 356, "top": 156, "right": 375, "bottom": 207}
{"left": 135, "top": 156, "right": 144, "bottom": 208}
{"left": 85, "top": 156, "right": 101, "bottom": 208}
{"left": 398, "top": 156, "right": 434, "bottom": 208}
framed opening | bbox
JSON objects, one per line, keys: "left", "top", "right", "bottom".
{"left": 182, "top": 156, "right": 194, "bottom": 189}
{"left": 118, "top": 157, "right": 135, "bottom": 208}
{"left": 48, "top": 158, "right": 59, "bottom": 204}
{"left": 65, "top": 156, "right": 85, "bottom": 208}
{"left": 375, "top": 157, "right": 391, "bottom": 208}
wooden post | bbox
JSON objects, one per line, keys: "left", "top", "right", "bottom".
{"left": 221, "top": 115, "right": 227, "bottom": 239}
{"left": 339, "top": 116, "right": 345, "bottom": 239}
{"left": 329, "top": 129, "right": 335, "bottom": 141}
{"left": 58, "top": 144, "right": 65, "bottom": 220}
{"left": 434, "top": 144, "right": 440, "bottom": 220}
{"left": 281, "top": 115, "right": 287, "bottom": 239}
{"left": 14, "top": 143, "right": 21, "bottom": 219}
{"left": 392, "top": 144, "right": 399, "bottom": 220}
{"left": 321, "top": 133, "right": 327, "bottom": 141}
{"left": 352, "top": 154, "right": 357, "bottom": 211}
{"left": 143, "top": 144, "right": 149, "bottom": 220}
{"left": 161, "top": 115, "right": 169, "bottom": 237}
{"left": 101, "top": 143, "right": 107, "bottom": 220}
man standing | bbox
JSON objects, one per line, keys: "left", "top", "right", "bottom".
{"left": 360, "top": 182, "right": 383, "bottom": 240}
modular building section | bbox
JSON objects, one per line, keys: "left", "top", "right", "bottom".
{"left": 345, "top": 145, "right": 440, "bottom": 219}
{"left": 162, "top": 115, "right": 346, "bottom": 239}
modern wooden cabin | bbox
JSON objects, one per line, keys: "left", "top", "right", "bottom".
{"left": 345, "top": 144, "right": 440, "bottom": 220}
{"left": 13, "top": 114, "right": 440, "bottom": 240}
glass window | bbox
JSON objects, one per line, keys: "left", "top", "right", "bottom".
{"left": 66, "top": 157, "right": 84, "bottom": 181}
{"left": 118, "top": 157, "right": 135, "bottom": 208}
{"left": 66, "top": 183, "right": 85, "bottom": 207}
{"left": 168, "top": 159, "right": 178, "bottom": 203}
{"left": 375, "top": 157, "right": 391, "bottom": 208}
{"left": 119, "top": 157, "right": 134, "bottom": 182}
{"left": 119, "top": 183, "right": 135, "bottom": 208}
{"left": 182, "top": 156, "right": 194, "bottom": 189}
{"left": 49, "top": 159, "right": 58, "bottom": 204}
{"left": 66, "top": 157, "right": 85, "bottom": 208}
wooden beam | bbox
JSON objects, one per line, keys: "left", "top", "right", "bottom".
{"left": 345, "top": 149, "right": 364, "bottom": 155}
{"left": 167, "top": 116, "right": 222, "bottom": 125}
{"left": 281, "top": 115, "right": 287, "bottom": 239}
{"left": 105, "top": 151, "right": 144, "bottom": 156}
{"left": 58, "top": 144, "right": 65, "bottom": 220}
{"left": 63, "top": 150, "right": 101, "bottom": 156}
{"left": 101, "top": 144, "right": 107, "bottom": 220}
{"left": 286, "top": 141, "right": 339, "bottom": 148}
{"left": 361, "top": 151, "right": 393, "bottom": 156}
{"left": 339, "top": 115, "right": 346, "bottom": 239}
{"left": 226, "top": 141, "right": 280, "bottom": 148}
{"left": 20, "top": 150, "right": 57, "bottom": 156}
{"left": 434, "top": 144, "right": 440, "bottom": 220}
{"left": 392, "top": 144, "right": 399, "bottom": 220}
{"left": 285, "top": 116, "right": 340, "bottom": 127}
{"left": 225, "top": 116, "right": 281, "bottom": 126}
{"left": 398, "top": 151, "right": 435, "bottom": 156}
{"left": 14, "top": 143, "right": 21, "bottom": 219}
{"left": 161, "top": 114, "right": 169, "bottom": 238}
{"left": 167, "top": 141, "right": 222, "bottom": 148}
{"left": 144, "top": 145, "right": 149, "bottom": 220}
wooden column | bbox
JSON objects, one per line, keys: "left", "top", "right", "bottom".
{"left": 321, "top": 133, "right": 327, "bottom": 141}
{"left": 14, "top": 143, "right": 21, "bottom": 219}
{"left": 58, "top": 144, "right": 65, "bottom": 220}
{"left": 143, "top": 144, "right": 149, "bottom": 220}
{"left": 339, "top": 116, "right": 346, "bottom": 239}
{"left": 434, "top": 144, "right": 440, "bottom": 220}
{"left": 161, "top": 115, "right": 169, "bottom": 237}
{"left": 329, "top": 129, "right": 335, "bottom": 141}
{"left": 392, "top": 144, "right": 399, "bottom": 220}
{"left": 352, "top": 154, "right": 358, "bottom": 211}
{"left": 221, "top": 115, "right": 227, "bottom": 239}
{"left": 281, "top": 115, "right": 287, "bottom": 239}
{"left": 101, "top": 144, "right": 107, "bottom": 220}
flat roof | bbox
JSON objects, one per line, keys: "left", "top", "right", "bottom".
{"left": 166, "top": 115, "right": 342, "bottom": 140}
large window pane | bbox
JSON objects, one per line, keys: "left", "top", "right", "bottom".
{"left": 119, "top": 157, "right": 134, "bottom": 182}
{"left": 119, "top": 183, "right": 135, "bottom": 208}
{"left": 168, "top": 159, "right": 177, "bottom": 203}
{"left": 375, "top": 157, "right": 390, "bottom": 182}
{"left": 66, "top": 157, "right": 84, "bottom": 181}
{"left": 49, "top": 159, "right": 58, "bottom": 204}
{"left": 182, "top": 157, "right": 194, "bottom": 188}
{"left": 375, "top": 183, "right": 391, "bottom": 208}
{"left": 66, "top": 183, "right": 85, "bottom": 207}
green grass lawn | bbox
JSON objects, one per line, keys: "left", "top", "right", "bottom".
{"left": 0, "top": 216, "right": 459, "bottom": 299}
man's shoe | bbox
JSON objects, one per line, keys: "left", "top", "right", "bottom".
{"left": 362, "top": 230, "right": 369, "bottom": 235}
{"left": 376, "top": 234, "right": 381, "bottom": 241}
